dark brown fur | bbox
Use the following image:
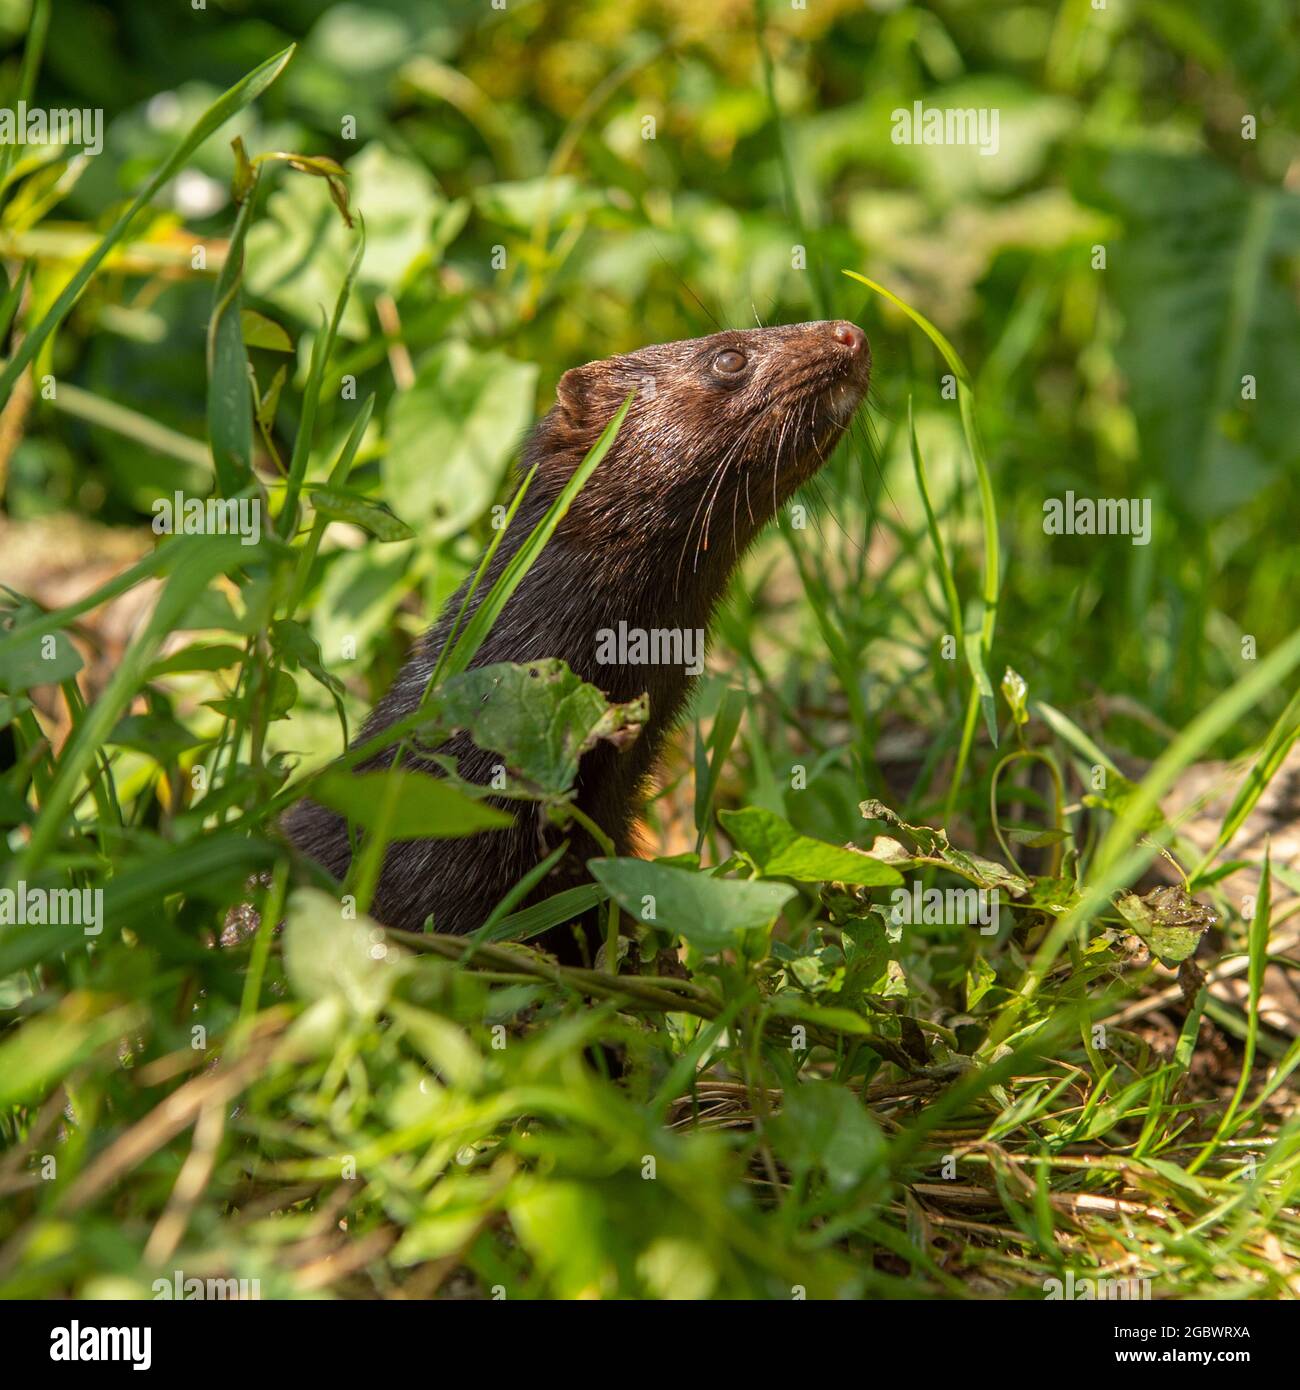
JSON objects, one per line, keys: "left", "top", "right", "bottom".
{"left": 283, "top": 321, "right": 871, "bottom": 955}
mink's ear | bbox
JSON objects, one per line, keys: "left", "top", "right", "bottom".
{"left": 556, "top": 362, "right": 597, "bottom": 418}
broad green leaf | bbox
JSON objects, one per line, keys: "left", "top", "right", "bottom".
{"left": 107, "top": 713, "right": 206, "bottom": 762}
{"left": 246, "top": 142, "right": 467, "bottom": 337}
{"left": 436, "top": 659, "right": 647, "bottom": 798}
{"left": 859, "top": 799, "right": 1030, "bottom": 896}
{"left": 719, "top": 806, "right": 902, "bottom": 887}
{"left": 0, "top": 626, "right": 83, "bottom": 693}
{"left": 0, "top": 996, "right": 144, "bottom": 1108}
{"left": 283, "top": 886, "right": 406, "bottom": 1017}
{"left": 508, "top": 1180, "right": 609, "bottom": 1298}
{"left": 205, "top": 667, "right": 298, "bottom": 721}
{"left": 587, "top": 856, "right": 795, "bottom": 953}
{"left": 240, "top": 308, "right": 293, "bottom": 351}
{"left": 770, "top": 1082, "right": 885, "bottom": 1191}
{"left": 311, "top": 766, "right": 512, "bottom": 838}
{"left": 384, "top": 341, "right": 538, "bottom": 538}
{"left": 1078, "top": 148, "right": 1300, "bottom": 515}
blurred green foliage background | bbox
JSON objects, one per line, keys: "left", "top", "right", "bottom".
{"left": 2, "top": 0, "right": 1299, "bottom": 1303}
{"left": 5, "top": 0, "right": 1299, "bottom": 808}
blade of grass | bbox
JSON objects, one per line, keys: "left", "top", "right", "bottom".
{"left": 844, "top": 269, "right": 1001, "bottom": 753}
{"left": 46, "top": 379, "right": 211, "bottom": 470}
{"left": 1189, "top": 686, "right": 1300, "bottom": 888}
{"left": 436, "top": 392, "right": 633, "bottom": 681}
{"left": 1188, "top": 843, "right": 1271, "bottom": 1175}
{"left": 287, "top": 393, "right": 376, "bottom": 615}
{"left": 277, "top": 219, "right": 365, "bottom": 538}
{"left": 424, "top": 461, "right": 539, "bottom": 694}
{"left": 694, "top": 685, "right": 746, "bottom": 855}
{"left": 207, "top": 170, "right": 259, "bottom": 495}
{"left": 907, "top": 396, "right": 962, "bottom": 665}
{"left": 0, "top": 0, "right": 50, "bottom": 192}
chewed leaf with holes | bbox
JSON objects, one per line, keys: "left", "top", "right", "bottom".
{"left": 859, "top": 800, "right": 1030, "bottom": 897}
{"left": 436, "top": 660, "right": 647, "bottom": 798}
{"left": 1115, "top": 884, "right": 1216, "bottom": 965}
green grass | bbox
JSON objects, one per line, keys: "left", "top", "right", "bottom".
{"left": 1, "top": 2, "right": 1299, "bottom": 1300}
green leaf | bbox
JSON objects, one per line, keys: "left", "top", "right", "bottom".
{"left": 207, "top": 185, "right": 257, "bottom": 494}
{"left": 1078, "top": 148, "right": 1300, "bottom": 514}
{"left": 246, "top": 143, "right": 467, "bottom": 336}
{"left": 479, "top": 883, "right": 608, "bottom": 945}
{"left": 1006, "top": 827, "right": 1069, "bottom": 848}
{"left": 205, "top": 668, "right": 298, "bottom": 721}
{"left": 305, "top": 484, "right": 415, "bottom": 542}
{"left": 311, "top": 766, "right": 513, "bottom": 839}
{"left": 283, "top": 886, "right": 406, "bottom": 1017}
{"left": 436, "top": 393, "right": 632, "bottom": 682}
{"left": 1144, "top": 0, "right": 1298, "bottom": 106}
{"left": 966, "top": 954, "right": 998, "bottom": 1009}
{"left": 719, "top": 806, "right": 902, "bottom": 886}
{"left": 964, "top": 628, "right": 998, "bottom": 748}
{"left": 1115, "top": 884, "right": 1216, "bottom": 965}
{"left": 0, "top": 997, "right": 144, "bottom": 1108}
{"left": 435, "top": 660, "right": 647, "bottom": 798}
{"left": 0, "top": 624, "right": 83, "bottom": 694}
{"left": 859, "top": 799, "right": 1030, "bottom": 896}
{"left": 240, "top": 308, "right": 293, "bottom": 351}
{"left": 587, "top": 857, "right": 795, "bottom": 953}
{"left": 107, "top": 713, "right": 206, "bottom": 762}
{"left": 384, "top": 341, "right": 539, "bottom": 539}
{"left": 146, "top": 643, "right": 246, "bottom": 678}
{"left": 770, "top": 1082, "right": 885, "bottom": 1192}
{"left": 272, "top": 618, "right": 348, "bottom": 740}
{"left": 1190, "top": 686, "right": 1300, "bottom": 887}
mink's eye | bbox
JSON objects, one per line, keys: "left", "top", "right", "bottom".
{"left": 712, "top": 349, "right": 747, "bottom": 375}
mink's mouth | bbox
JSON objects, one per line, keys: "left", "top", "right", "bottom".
{"left": 820, "top": 377, "right": 867, "bottom": 426}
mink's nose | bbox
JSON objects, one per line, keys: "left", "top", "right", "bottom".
{"left": 830, "top": 321, "right": 866, "bottom": 355}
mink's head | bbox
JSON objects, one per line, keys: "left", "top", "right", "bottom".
{"left": 525, "top": 321, "right": 871, "bottom": 579}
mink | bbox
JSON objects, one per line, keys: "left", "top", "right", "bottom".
{"left": 284, "top": 320, "right": 871, "bottom": 959}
